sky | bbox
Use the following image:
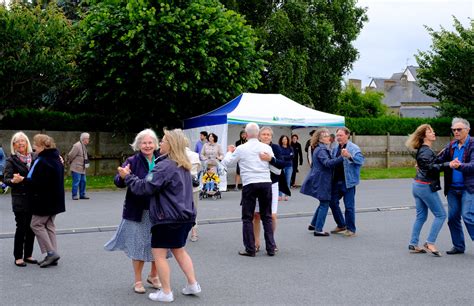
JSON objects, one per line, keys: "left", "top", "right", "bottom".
{"left": 347, "top": 0, "right": 473, "bottom": 87}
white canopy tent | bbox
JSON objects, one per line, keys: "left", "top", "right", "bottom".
{"left": 183, "top": 93, "right": 345, "bottom": 190}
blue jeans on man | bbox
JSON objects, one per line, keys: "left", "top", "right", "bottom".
{"left": 330, "top": 180, "right": 356, "bottom": 232}
{"left": 71, "top": 171, "right": 86, "bottom": 199}
{"left": 447, "top": 188, "right": 474, "bottom": 252}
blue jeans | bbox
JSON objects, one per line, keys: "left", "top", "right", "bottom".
{"left": 310, "top": 200, "right": 330, "bottom": 232}
{"left": 279, "top": 166, "right": 293, "bottom": 196}
{"left": 409, "top": 182, "right": 446, "bottom": 246}
{"left": 330, "top": 181, "right": 356, "bottom": 232}
{"left": 447, "top": 188, "right": 474, "bottom": 251}
{"left": 71, "top": 171, "right": 86, "bottom": 198}
{"left": 204, "top": 181, "right": 215, "bottom": 192}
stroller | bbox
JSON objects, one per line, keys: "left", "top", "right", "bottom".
{"left": 199, "top": 164, "right": 222, "bottom": 200}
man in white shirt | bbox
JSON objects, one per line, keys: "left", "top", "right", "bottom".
{"left": 221, "top": 122, "right": 277, "bottom": 257}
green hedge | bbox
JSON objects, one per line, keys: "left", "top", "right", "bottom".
{"left": 345, "top": 117, "right": 473, "bottom": 136}
{"left": 0, "top": 108, "right": 111, "bottom": 131}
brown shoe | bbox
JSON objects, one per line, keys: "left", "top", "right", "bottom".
{"left": 330, "top": 227, "right": 346, "bottom": 234}
{"left": 343, "top": 230, "right": 356, "bottom": 237}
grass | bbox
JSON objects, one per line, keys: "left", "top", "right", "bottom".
{"left": 64, "top": 175, "right": 117, "bottom": 191}
{"left": 360, "top": 167, "right": 416, "bottom": 180}
{"left": 69, "top": 167, "right": 418, "bottom": 190}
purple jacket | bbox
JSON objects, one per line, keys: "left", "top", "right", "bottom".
{"left": 114, "top": 151, "right": 159, "bottom": 222}
{"left": 125, "top": 155, "right": 195, "bottom": 225}
{"left": 438, "top": 136, "right": 474, "bottom": 195}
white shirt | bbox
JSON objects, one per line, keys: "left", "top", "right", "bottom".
{"left": 221, "top": 138, "right": 273, "bottom": 186}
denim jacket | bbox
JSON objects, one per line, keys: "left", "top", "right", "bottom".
{"left": 333, "top": 141, "right": 364, "bottom": 189}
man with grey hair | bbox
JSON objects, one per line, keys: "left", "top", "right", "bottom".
{"left": 221, "top": 122, "right": 277, "bottom": 257}
{"left": 67, "top": 132, "right": 90, "bottom": 200}
{"left": 438, "top": 118, "right": 474, "bottom": 255}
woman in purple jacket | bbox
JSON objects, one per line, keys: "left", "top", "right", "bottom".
{"left": 119, "top": 129, "right": 200, "bottom": 303}
{"left": 104, "top": 129, "right": 161, "bottom": 294}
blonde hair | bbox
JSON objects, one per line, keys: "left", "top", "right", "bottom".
{"left": 163, "top": 129, "right": 191, "bottom": 171}
{"left": 405, "top": 124, "right": 432, "bottom": 150}
{"left": 33, "top": 134, "right": 56, "bottom": 149}
{"left": 10, "top": 131, "right": 33, "bottom": 155}
{"left": 310, "top": 128, "right": 330, "bottom": 147}
{"left": 130, "top": 128, "right": 159, "bottom": 151}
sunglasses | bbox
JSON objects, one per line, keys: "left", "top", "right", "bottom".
{"left": 451, "top": 128, "right": 465, "bottom": 133}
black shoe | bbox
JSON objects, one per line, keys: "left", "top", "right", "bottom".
{"left": 314, "top": 231, "right": 330, "bottom": 237}
{"left": 80, "top": 196, "right": 90, "bottom": 200}
{"left": 446, "top": 247, "right": 464, "bottom": 255}
{"left": 308, "top": 225, "right": 315, "bottom": 231}
{"left": 39, "top": 253, "right": 60, "bottom": 268}
{"left": 238, "top": 250, "right": 256, "bottom": 257}
{"left": 267, "top": 250, "right": 275, "bottom": 257}
{"left": 15, "top": 260, "right": 27, "bottom": 267}
{"left": 24, "top": 258, "right": 38, "bottom": 264}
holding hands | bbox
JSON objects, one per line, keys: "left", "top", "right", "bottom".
{"left": 11, "top": 173, "right": 24, "bottom": 184}
{"left": 259, "top": 152, "right": 272, "bottom": 162}
{"left": 117, "top": 164, "right": 131, "bottom": 179}
{"left": 341, "top": 148, "right": 351, "bottom": 159}
{"left": 227, "top": 145, "right": 236, "bottom": 153}
{"left": 449, "top": 158, "right": 461, "bottom": 169}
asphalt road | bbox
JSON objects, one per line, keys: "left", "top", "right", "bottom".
{"left": 0, "top": 179, "right": 472, "bottom": 305}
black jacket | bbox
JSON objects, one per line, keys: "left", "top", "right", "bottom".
{"left": 415, "top": 145, "right": 449, "bottom": 192}
{"left": 26, "top": 149, "right": 66, "bottom": 216}
{"left": 4, "top": 154, "right": 36, "bottom": 212}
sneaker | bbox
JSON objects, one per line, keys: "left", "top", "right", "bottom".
{"left": 149, "top": 290, "right": 174, "bottom": 302}
{"left": 182, "top": 282, "right": 201, "bottom": 295}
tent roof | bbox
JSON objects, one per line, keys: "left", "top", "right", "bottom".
{"left": 184, "top": 93, "right": 345, "bottom": 129}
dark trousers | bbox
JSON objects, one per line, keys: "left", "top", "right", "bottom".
{"left": 291, "top": 159, "right": 298, "bottom": 186}
{"left": 13, "top": 212, "right": 35, "bottom": 260}
{"left": 241, "top": 182, "right": 276, "bottom": 253}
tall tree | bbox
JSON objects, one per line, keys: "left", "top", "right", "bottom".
{"left": 76, "top": 0, "right": 266, "bottom": 131}
{"left": 0, "top": 3, "right": 78, "bottom": 110}
{"left": 416, "top": 17, "right": 473, "bottom": 118}
{"left": 260, "top": 0, "right": 367, "bottom": 112}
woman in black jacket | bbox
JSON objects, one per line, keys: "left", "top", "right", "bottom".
{"left": 406, "top": 124, "right": 449, "bottom": 256}
{"left": 15, "top": 134, "right": 66, "bottom": 267}
{"left": 4, "top": 132, "right": 37, "bottom": 267}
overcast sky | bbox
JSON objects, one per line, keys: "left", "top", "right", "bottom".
{"left": 347, "top": 0, "right": 473, "bottom": 87}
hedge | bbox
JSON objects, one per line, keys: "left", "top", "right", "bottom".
{"left": 346, "top": 117, "right": 473, "bottom": 136}
{"left": 0, "top": 108, "right": 111, "bottom": 131}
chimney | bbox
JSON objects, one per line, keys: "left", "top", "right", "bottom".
{"left": 348, "top": 79, "right": 362, "bottom": 91}
{"left": 384, "top": 80, "right": 397, "bottom": 91}
{"left": 400, "top": 75, "right": 408, "bottom": 87}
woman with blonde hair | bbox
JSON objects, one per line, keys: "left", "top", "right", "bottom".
{"left": 406, "top": 124, "right": 448, "bottom": 256}
{"left": 118, "top": 128, "right": 200, "bottom": 302}
{"left": 3, "top": 132, "right": 37, "bottom": 267}
{"left": 14, "top": 134, "right": 65, "bottom": 267}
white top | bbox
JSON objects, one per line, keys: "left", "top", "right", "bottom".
{"left": 221, "top": 138, "right": 273, "bottom": 186}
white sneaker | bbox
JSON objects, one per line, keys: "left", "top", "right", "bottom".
{"left": 148, "top": 290, "right": 174, "bottom": 302}
{"left": 182, "top": 282, "right": 201, "bottom": 295}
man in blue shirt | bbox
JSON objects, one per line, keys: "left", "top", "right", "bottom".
{"left": 439, "top": 118, "right": 474, "bottom": 255}
{"left": 194, "top": 131, "right": 208, "bottom": 156}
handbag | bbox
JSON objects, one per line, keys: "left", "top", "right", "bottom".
{"left": 192, "top": 175, "right": 200, "bottom": 187}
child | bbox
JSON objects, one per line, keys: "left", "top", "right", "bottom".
{"left": 202, "top": 165, "right": 220, "bottom": 195}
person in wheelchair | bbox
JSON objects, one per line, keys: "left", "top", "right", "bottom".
{"left": 201, "top": 165, "right": 220, "bottom": 196}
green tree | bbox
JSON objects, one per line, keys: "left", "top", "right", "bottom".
{"left": 77, "top": 0, "right": 266, "bottom": 130}
{"left": 0, "top": 3, "right": 78, "bottom": 110}
{"left": 223, "top": 0, "right": 367, "bottom": 112}
{"left": 335, "top": 85, "right": 387, "bottom": 118}
{"left": 415, "top": 17, "right": 474, "bottom": 118}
